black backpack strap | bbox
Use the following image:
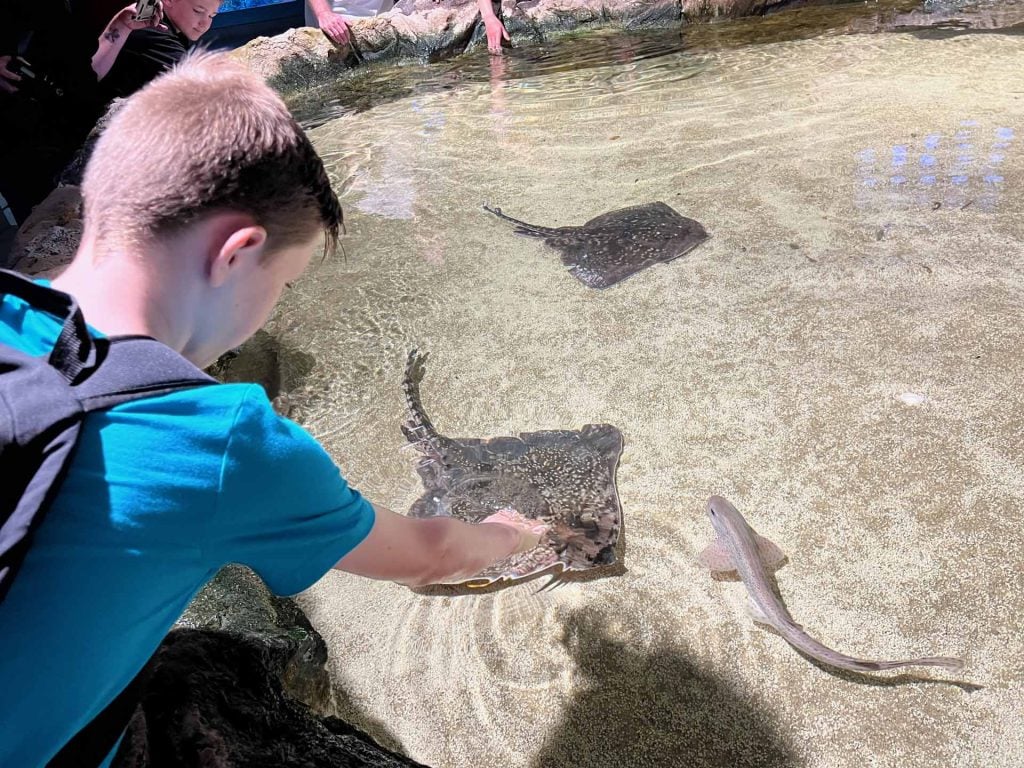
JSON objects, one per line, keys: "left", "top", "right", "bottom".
{"left": 0, "top": 269, "right": 97, "bottom": 383}
{"left": 73, "top": 336, "right": 216, "bottom": 412}
{"left": 1, "top": 274, "right": 215, "bottom": 767}
{"left": 0, "top": 270, "right": 216, "bottom": 406}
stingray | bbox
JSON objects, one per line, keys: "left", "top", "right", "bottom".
{"left": 400, "top": 350, "right": 625, "bottom": 592}
{"left": 483, "top": 201, "right": 709, "bottom": 289}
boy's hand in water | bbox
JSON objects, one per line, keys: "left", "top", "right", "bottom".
{"left": 481, "top": 508, "right": 549, "bottom": 554}
{"left": 337, "top": 505, "right": 551, "bottom": 586}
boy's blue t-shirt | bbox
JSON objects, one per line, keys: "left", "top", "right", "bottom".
{"left": 0, "top": 289, "right": 376, "bottom": 767}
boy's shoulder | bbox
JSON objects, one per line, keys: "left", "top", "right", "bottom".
{"left": 0, "top": 280, "right": 294, "bottom": 442}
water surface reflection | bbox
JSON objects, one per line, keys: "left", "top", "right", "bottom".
{"left": 285, "top": 0, "right": 1024, "bottom": 129}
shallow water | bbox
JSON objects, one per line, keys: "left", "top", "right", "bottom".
{"left": 285, "top": 0, "right": 1024, "bottom": 127}
{"left": 248, "top": 3, "right": 1024, "bottom": 766}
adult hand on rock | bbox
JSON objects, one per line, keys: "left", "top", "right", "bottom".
{"left": 0, "top": 55, "right": 21, "bottom": 94}
{"left": 318, "top": 11, "right": 352, "bottom": 46}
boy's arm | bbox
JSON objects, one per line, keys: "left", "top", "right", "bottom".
{"left": 334, "top": 504, "right": 544, "bottom": 587}
{"left": 208, "top": 386, "right": 544, "bottom": 592}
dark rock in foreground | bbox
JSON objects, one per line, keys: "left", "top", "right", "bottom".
{"left": 113, "top": 628, "right": 429, "bottom": 768}
{"left": 176, "top": 565, "right": 335, "bottom": 716}
{"left": 103, "top": 566, "right": 425, "bottom": 768}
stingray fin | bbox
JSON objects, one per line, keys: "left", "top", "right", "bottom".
{"left": 699, "top": 538, "right": 737, "bottom": 575}
{"left": 754, "top": 534, "right": 787, "bottom": 570}
{"left": 533, "top": 572, "right": 564, "bottom": 594}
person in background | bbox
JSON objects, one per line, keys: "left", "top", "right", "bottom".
{"left": 306, "top": 0, "right": 357, "bottom": 46}
{"left": 306, "top": 0, "right": 510, "bottom": 53}
{"left": 476, "top": 0, "right": 511, "bottom": 53}
{"left": 0, "top": 1, "right": 164, "bottom": 224}
{"left": 101, "top": 0, "right": 222, "bottom": 99}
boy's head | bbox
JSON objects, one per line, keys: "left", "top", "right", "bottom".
{"left": 79, "top": 50, "right": 343, "bottom": 365}
{"left": 82, "top": 49, "right": 341, "bottom": 255}
{"left": 163, "top": 0, "right": 221, "bottom": 42}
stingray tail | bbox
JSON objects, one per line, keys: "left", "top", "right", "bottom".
{"left": 401, "top": 350, "right": 449, "bottom": 460}
{"left": 482, "top": 202, "right": 561, "bottom": 239}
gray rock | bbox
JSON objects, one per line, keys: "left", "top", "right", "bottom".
{"left": 205, "top": 330, "right": 318, "bottom": 418}
{"left": 177, "top": 564, "right": 334, "bottom": 715}
{"left": 112, "top": 627, "right": 429, "bottom": 768}
{"left": 7, "top": 185, "right": 82, "bottom": 274}
{"left": 385, "top": 0, "right": 487, "bottom": 59}
{"left": 513, "top": 0, "right": 681, "bottom": 32}
{"left": 110, "top": 566, "right": 427, "bottom": 767}
{"left": 232, "top": 27, "right": 351, "bottom": 83}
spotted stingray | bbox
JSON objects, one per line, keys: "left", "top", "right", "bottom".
{"left": 401, "top": 350, "right": 625, "bottom": 592}
{"left": 483, "top": 201, "right": 709, "bottom": 289}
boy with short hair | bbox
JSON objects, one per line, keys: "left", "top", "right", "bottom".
{"left": 0, "top": 50, "right": 544, "bottom": 766}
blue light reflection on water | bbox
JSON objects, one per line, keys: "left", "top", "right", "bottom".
{"left": 855, "top": 122, "right": 1015, "bottom": 211}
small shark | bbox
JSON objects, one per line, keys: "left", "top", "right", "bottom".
{"left": 700, "top": 495, "right": 964, "bottom": 674}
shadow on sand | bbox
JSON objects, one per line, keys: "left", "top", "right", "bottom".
{"left": 532, "top": 607, "right": 799, "bottom": 768}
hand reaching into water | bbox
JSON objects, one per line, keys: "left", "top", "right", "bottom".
{"left": 483, "top": 15, "right": 510, "bottom": 54}
{"left": 477, "top": 0, "right": 510, "bottom": 54}
{"left": 335, "top": 504, "right": 552, "bottom": 587}
{"left": 481, "top": 507, "right": 549, "bottom": 554}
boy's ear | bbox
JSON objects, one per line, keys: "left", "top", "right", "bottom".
{"left": 208, "top": 224, "right": 268, "bottom": 288}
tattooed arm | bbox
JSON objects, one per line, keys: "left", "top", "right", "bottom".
{"left": 92, "top": 3, "right": 166, "bottom": 80}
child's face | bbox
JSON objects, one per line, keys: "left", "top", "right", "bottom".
{"left": 229, "top": 234, "right": 320, "bottom": 349}
{"left": 191, "top": 231, "right": 320, "bottom": 368}
{"left": 164, "top": 0, "right": 220, "bottom": 41}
